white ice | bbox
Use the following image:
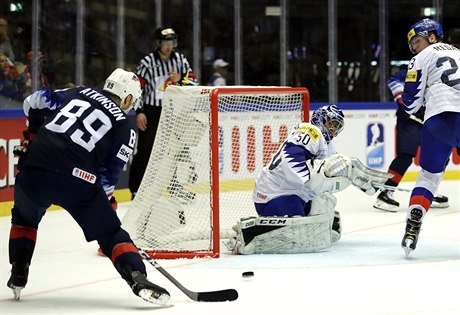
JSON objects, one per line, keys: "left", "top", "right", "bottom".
{"left": 1, "top": 180, "right": 459, "bottom": 315}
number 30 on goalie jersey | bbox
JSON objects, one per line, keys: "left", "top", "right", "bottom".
{"left": 267, "top": 122, "right": 335, "bottom": 184}
{"left": 253, "top": 122, "right": 337, "bottom": 205}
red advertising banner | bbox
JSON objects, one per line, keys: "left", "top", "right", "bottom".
{"left": 1, "top": 114, "right": 132, "bottom": 216}
{"left": 0, "top": 117, "right": 25, "bottom": 202}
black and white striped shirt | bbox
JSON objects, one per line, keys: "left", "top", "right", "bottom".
{"left": 136, "top": 50, "right": 198, "bottom": 109}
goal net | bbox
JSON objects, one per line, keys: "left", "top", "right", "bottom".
{"left": 122, "top": 86, "right": 310, "bottom": 258}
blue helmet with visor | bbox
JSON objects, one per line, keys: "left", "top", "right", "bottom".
{"left": 407, "top": 19, "right": 443, "bottom": 54}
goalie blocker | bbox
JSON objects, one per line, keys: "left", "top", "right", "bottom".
{"left": 307, "top": 154, "right": 393, "bottom": 195}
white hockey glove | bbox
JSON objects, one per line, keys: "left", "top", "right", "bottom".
{"left": 322, "top": 154, "right": 393, "bottom": 195}
{"left": 305, "top": 157, "right": 351, "bottom": 194}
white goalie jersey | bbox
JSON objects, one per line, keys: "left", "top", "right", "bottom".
{"left": 253, "top": 122, "right": 336, "bottom": 205}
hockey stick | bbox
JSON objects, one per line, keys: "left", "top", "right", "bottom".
{"left": 408, "top": 114, "right": 424, "bottom": 125}
{"left": 138, "top": 248, "right": 238, "bottom": 302}
{"left": 372, "top": 183, "right": 411, "bottom": 192}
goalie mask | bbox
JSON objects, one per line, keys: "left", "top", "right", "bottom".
{"left": 311, "top": 104, "right": 344, "bottom": 143}
{"left": 407, "top": 18, "right": 443, "bottom": 54}
{"left": 103, "top": 68, "right": 142, "bottom": 113}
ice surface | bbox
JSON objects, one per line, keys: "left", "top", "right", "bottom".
{"left": 1, "top": 180, "right": 459, "bottom": 315}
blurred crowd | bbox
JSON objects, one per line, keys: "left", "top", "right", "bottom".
{"left": 0, "top": 17, "right": 54, "bottom": 108}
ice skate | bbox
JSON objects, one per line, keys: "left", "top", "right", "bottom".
{"left": 122, "top": 267, "right": 170, "bottom": 305}
{"left": 7, "top": 262, "right": 29, "bottom": 300}
{"left": 373, "top": 189, "right": 399, "bottom": 212}
{"left": 401, "top": 207, "right": 424, "bottom": 257}
{"left": 431, "top": 194, "right": 449, "bottom": 208}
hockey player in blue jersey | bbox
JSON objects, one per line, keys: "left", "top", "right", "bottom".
{"left": 7, "top": 68, "right": 170, "bottom": 304}
{"left": 400, "top": 19, "right": 460, "bottom": 256}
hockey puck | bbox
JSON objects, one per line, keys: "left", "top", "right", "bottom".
{"left": 242, "top": 271, "right": 254, "bottom": 278}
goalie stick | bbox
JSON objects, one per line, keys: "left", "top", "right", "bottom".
{"left": 372, "top": 183, "right": 411, "bottom": 192}
{"left": 138, "top": 248, "right": 239, "bottom": 302}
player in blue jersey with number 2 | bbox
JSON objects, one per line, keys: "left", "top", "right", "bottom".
{"left": 7, "top": 68, "right": 170, "bottom": 305}
{"left": 400, "top": 19, "right": 460, "bottom": 256}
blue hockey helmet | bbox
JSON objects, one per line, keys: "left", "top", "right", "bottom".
{"left": 311, "top": 104, "right": 344, "bottom": 143}
{"left": 407, "top": 19, "right": 444, "bottom": 54}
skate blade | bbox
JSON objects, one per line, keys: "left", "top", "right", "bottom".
{"left": 373, "top": 200, "right": 398, "bottom": 212}
{"left": 403, "top": 239, "right": 414, "bottom": 257}
{"left": 11, "top": 287, "right": 23, "bottom": 300}
{"left": 138, "top": 289, "right": 171, "bottom": 306}
{"left": 431, "top": 202, "right": 449, "bottom": 209}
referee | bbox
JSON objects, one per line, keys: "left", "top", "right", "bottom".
{"left": 129, "top": 27, "right": 198, "bottom": 199}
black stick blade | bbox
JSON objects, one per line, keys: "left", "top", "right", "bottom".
{"left": 196, "top": 289, "right": 238, "bottom": 302}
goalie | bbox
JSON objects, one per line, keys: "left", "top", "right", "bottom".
{"left": 228, "top": 104, "right": 392, "bottom": 254}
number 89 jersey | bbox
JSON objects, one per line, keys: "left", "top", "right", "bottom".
{"left": 22, "top": 87, "right": 136, "bottom": 193}
{"left": 253, "top": 122, "right": 336, "bottom": 204}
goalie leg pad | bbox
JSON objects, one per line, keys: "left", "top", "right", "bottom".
{"left": 232, "top": 216, "right": 332, "bottom": 254}
{"left": 309, "top": 192, "right": 337, "bottom": 216}
{"left": 309, "top": 193, "right": 341, "bottom": 242}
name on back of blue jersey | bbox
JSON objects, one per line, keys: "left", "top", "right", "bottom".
{"left": 79, "top": 88, "right": 126, "bottom": 121}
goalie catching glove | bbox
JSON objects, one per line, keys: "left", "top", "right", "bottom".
{"left": 306, "top": 154, "right": 392, "bottom": 195}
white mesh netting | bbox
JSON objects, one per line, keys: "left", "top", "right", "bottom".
{"left": 122, "top": 86, "right": 308, "bottom": 257}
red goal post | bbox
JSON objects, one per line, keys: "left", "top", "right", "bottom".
{"left": 122, "top": 86, "right": 310, "bottom": 259}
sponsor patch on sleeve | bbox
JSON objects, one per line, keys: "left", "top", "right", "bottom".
{"left": 297, "top": 125, "right": 321, "bottom": 142}
{"left": 299, "top": 126, "right": 320, "bottom": 142}
{"left": 116, "top": 144, "right": 133, "bottom": 162}
{"left": 405, "top": 71, "right": 418, "bottom": 82}
{"left": 296, "top": 124, "right": 321, "bottom": 142}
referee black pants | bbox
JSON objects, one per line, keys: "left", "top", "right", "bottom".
{"left": 128, "top": 105, "right": 162, "bottom": 195}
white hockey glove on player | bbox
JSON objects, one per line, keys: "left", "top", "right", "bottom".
{"left": 322, "top": 154, "right": 393, "bottom": 195}
{"left": 305, "top": 157, "right": 351, "bottom": 194}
